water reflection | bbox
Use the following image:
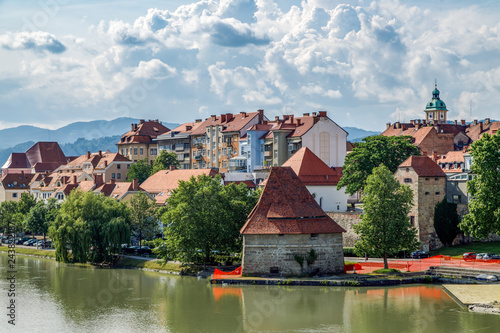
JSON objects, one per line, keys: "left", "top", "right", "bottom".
{"left": 1, "top": 254, "right": 499, "bottom": 332}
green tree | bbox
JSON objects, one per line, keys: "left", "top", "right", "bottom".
{"left": 353, "top": 165, "right": 419, "bottom": 269}
{"left": 49, "top": 190, "right": 130, "bottom": 263}
{"left": 158, "top": 175, "right": 260, "bottom": 264}
{"left": 25, "top": 198, "right": 60, "bottom": 242}
{"left": 338, "top": 135, "right": 421, "bottom": 195}
{"left": 0, "top": 201, "right": 22, "bottom": 234}
{"left": 460, "top": 132, "right": 500, "bottom": 238}
{"left": 126, "top": 158, "right": 152, "bottom": 184}
{"left": 17, "top": 193, "right": 36, "bottom": 216}
{"left": 434, "top": 197, "right": 460, "bottom": 247}
{"left": 129, "top": 191, "right": 158, "bottom": 248}
{"left": 151, "top": 150, "right": 180, "bottom": 175}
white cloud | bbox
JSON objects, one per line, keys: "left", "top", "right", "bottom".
{"left": 132, "top": 59, "right": 177, "bottom": 80}
{"left": 0, "top": 31, "right": 66, "bottom": 53}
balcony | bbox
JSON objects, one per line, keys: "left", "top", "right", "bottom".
{"left": 194, "top": 155, "right": 202, "bottom": 161}
{"left": 175, "top": 145, "right": 185, "bottom": 151}
{"left": 263, "top": 151, "right": 272, "bottom": 157}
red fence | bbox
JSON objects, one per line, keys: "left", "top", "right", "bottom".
{"left": 345, "top": 255, "right": 500, "bottom": 273}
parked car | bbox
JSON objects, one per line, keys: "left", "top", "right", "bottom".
{"left": 476, "top": 253, "right": 488, "bottom": 260}
{"left": 137, "top": 246, "right": 152, "bottom": 255}
{"left": 482, "top": 253, "right": 500, "bottom": 260}
{"left": 411, "top": 251, "right": 430, "bottom": 259}
{"left": 23, "top": 239, "right": 38, "bottom": 246}
{"left": 462, "top": 252, "right": 477, "bottom": 260}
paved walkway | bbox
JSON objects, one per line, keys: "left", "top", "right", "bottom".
{"left": 443, "top": 284, "right": 500, "bottom": 305}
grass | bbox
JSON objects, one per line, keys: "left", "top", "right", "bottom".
{"left": 0, "top": 245, "right": 56, "bottom": 258}
{"left": 372, "top": 268, "right": 401, "bottom": 274}
{"left": 430, "top": 241, "right": 500, "bottom": 257}
{"left": 114, "top": 257, "right": 183, "bottom": 273}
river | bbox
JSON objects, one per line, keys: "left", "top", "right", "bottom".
{"left": 1, "top": 254, "right": 499, "bottom": 332}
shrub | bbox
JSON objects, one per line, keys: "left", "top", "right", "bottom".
{"left": 343, "top": 247, "right": 358, "bottom": 257}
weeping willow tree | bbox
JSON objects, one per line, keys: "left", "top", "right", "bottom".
{"left": 49, "top": 190, "right": 131, "bottom": 263}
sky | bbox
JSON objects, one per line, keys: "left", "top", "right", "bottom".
{"left": 1, "top": 0, "right": 500, "bottom": 132}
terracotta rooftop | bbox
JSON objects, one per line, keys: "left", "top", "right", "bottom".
{"left": 141, "top": 168, "right": 220, "bottom": 194}
{"left": 190, "top": 111, "right": 264, "bottom": 136}
{"left": 399, "top": 156, "right": 446, "bottom": 177}
{"left": 0, "top": 172, "right": 35, "bottom": 190}
{"left": 466, "top": 120, "right": 500, "bottom": 142}
{"left": 282, "top": 147, "right": 342, "bottom": 185}
{"left": 240, "top": 167, "right": 345, "bottom": 235}
{"left": 2, "top": 142, "right": 67, "bottom": 173}
{"left": 436, "top": 151, "right": 466, "bottom": 173}
{"left": 117, "top": 120, "right": 170, "bottom": 145}
{"left": 224, "top": 180, "right": 256, "bottom": 188}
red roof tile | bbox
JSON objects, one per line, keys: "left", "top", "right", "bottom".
{"left": 0, "top": 173, "right": 35, "bottom": 189}
{"left": 141, "top": 168, "right": 220, "bottom": 194}
{"left": 399, "top": 156, "right": 446, "bottom": 177}
{"left": 190, "top": 111, "right": 262, "bottom": 136}
{"left": 117, "top": 120, "right": 170, "bottom": 145}
{"left": 282, "top": 147, "right": 342, "bottom": 185}
{"left": 224, "top": 180, "right": 256, "bottom": 188}
{"left": 240, "top": 167, "right": 345, "bottom": 235}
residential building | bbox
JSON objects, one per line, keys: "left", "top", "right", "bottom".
{"left": 31, "top": 151, "right": 131, "bottom": 200}
{"left": 155, "top": 121, "right": 203, "bottom": 170}
{"left": 1, "top": 142, "right": 68, "bottom": 176}
{"left": 188, "top": 110, "right": 266, "bottom": 172}
{"left": 246, "top": 111, "right": 347, "bottom": 172}
{"left": 394, "top": 156, "right": 447, "bottom": 251}
{"left": 0, "top": 172, "right": 34, "bottom": 202}
{"left": 140, "top": 168, "right": 220, "bottom": 205}
{"left": 282, "top": 147, "right": 347, "bottom": 212}
{"left": 465, "top": 118, "right": 500, "bottom": 141}
{"left": 117, "top": 119, "right": 170, "bottom": 164}
{"left": 240, "top": 166, "right": 345, "bottom": 276}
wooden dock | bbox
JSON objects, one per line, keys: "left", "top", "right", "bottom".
{"left": 443, "top": 284, "right": 500, "bottom": 313}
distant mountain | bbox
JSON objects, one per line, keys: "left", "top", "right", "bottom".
{"left": 60, "top": 136, "right": 121, "bottom": 157}
{"left": 344, "top": 127, "right": 381, "bottom": 142}
{"left": 0, "top": 117, "right": 180, "bottom": 150}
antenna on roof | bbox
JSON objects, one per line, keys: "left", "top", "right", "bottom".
{"left": 435, "top": 78, "right": 437, "bottom": 88}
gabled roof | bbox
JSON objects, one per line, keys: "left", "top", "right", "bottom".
{"left": 240, "top": 167, "right": 345, "bottom": 235}
{"left": 0, "top": 173, "right": 35, "bottom": 189}
{"left": 282, "top": 147, "right": 342, "bottom": 185}
{"left": 2, "top": 142, "right": 66, "bottom": 173}
{"left": 141, "top": 168, "right": 220, "bottom": 194}
{"left": 224, "top": 180, "right": 256, "bottom": 188}
{"left": 117, "top": 120, "right": 170, "bottom": 145}
{"left": 399, "top": 156, "right": 446, "bottom": 177}
{"left": 190, "top": 111, "right": 261, "bottom": 136}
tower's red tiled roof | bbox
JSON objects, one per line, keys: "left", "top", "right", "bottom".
{"left": 117, "top": 120, "right": 170, "bottom": 145}
{"left": 399, "top": 156, "right": 446, "bottom": 177}
{"left": 282, "top": 147, "right": 342, "bottom": 185}
{"left": 240, "top": 167, "right": 345, "bottom": 235}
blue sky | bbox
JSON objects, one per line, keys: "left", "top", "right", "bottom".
{"left": 1, "top": 0, "right": 500, "bottom": 131}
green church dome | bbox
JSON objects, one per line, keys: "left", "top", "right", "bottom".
{"left": 425, "top": 85, "right": 447, "bottom": 111}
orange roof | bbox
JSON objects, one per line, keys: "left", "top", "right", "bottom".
{"left": 0, "top": 173, "right": 34, "bottom": 189}
{"left": 466, "top": 121, "right": 500, "bottom": 141}
{"left": 141, "top": 168, "right": 220, "bottom": 194}
{"left": 240, "top": 167, "right": 345, "bottom": 235}
{"left": 117, "top": 120, "right": 170, "bottom": 145}
{"left": 171, "top": 121, "right": 204, "bottom": 134}
{"left": 282, "top": 147, "right": 342, "bottom": 185}
{"left": 190, "top": 111, "right": 262, "bottom": 136}
{"left": 399, "top": 156, "right": 446, "bottom": 177}
{"left": 436, "top": 151, "right": 466, "bottom": 173}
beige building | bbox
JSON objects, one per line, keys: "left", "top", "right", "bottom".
{"left": 0, "top": 172, "right": 34, "bottom": 202}
{"left": 394, "top": 156, "right": 447, "bottom": 251}
{"left": 117, "top": 119, "right": 170, "bottom": 164}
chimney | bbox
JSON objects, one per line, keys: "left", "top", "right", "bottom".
{"left": 87, "top": 151, "right": 91, "bottom": 159}
{"left": 140, "top": 119, "right": 145, "bottom": 124}
{"left": 110, "top": 179, "right": 116, "bottom": 185}
{"left": 479, "top": 122, "right": 483, "bottom": 132}
{"left": 303, "top": 113, "right": 310, "bottom": 117}
{"left": 131, "top": 124, "right": 134, "bottom": 131}
{"left": 98, "top": 150, "right": 102, "bottom": 157}
{"left": 432, "top": 151, "right": 438, "bottom": 161}
{"left": 417, "top": 119, "right": 421, "bottom": 125}
{"left": 132, "top": 178, "right": 139, "bottom": 190}
{"left": 134, "top": 124, "right": 138, "bottom": 130}
{"left": 186, "top": 125, "right": 192, "bottom": 131}
{"left": 211, "top": 115, "right": 216, "bottom": 121}
{"left": 221, "top": 114, "right": 226, "bottom": 122}
{"left": 386, "top": 123, "right": 391, "bottom": 129}
{"left": 422, "top": 151, "right": 427, "bottom": 156}
{"left": 461, "top": 119, "right": 466, "bottom": 126}
{"left": 104, "top": 160, "right": 108, "bottom": 167}
{"left": 395, "top": 122, "right": 401, "bottom": 129}
{"left": 485, "top": 118, "right": 490, "bottom": 125}
{"left": 312, "top": 112, "right": 317, "bottom": 116}
{"left": 275, "top": 116, "right": 280, "bottom": 121}
{"left": 318, "top": 111, "right": 327, "bottom": 117}
{"left": 258, "top": 109, "right": 264, "bottom": 122}
{"left": 195, "top": 119, "right": 202, "bottom": 123}
{"left": 169, "top": 165, "right": 176, "bottom": 171}
{"left": 73, "top": 175, "right": 77, "bottom": 185}
{"left": 296, "top": 119, "right": 301, "bottom": 126}
{"left": 454, "top": 120, "right": 458, "bottom": 125}
{"left": 289, "top": 115, "right": 294, "bottom": 124}
{"left": 410, "top": 120, "right": 415, "bottom": 125}
{"left": 463, "top": 145, "right": 468, "bottom": 152}
{"left": 423, "top": 120, "right": 427, "bottom": 125}
{"left": 474, "top": 119, "right": 478, "bottom": 125}
{"left": 239, "top": 112, "right": 245, "bottom": 118}
{"left": 93, "top": 174, "right": 103, "bottom": 187}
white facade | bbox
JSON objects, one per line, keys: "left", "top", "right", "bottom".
{"left": 301, "top": 117, "right": 347, "bottom": 168}
{"left": 307, "top": 185, "right": 348, "bottom": 212}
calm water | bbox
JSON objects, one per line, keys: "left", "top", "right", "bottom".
{"left": 1, "top": 254, "right": 499, "bottom": 333}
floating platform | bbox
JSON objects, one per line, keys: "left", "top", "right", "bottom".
{"left": 443, "top": 284, "right": 500, "bottom": 314}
